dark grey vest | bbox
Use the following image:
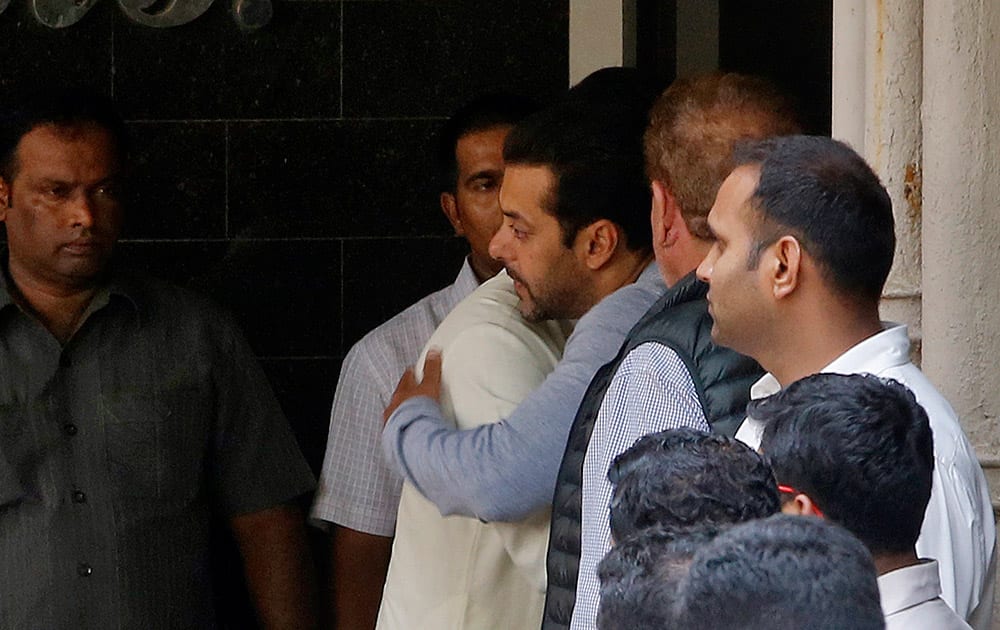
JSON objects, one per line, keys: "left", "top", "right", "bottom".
{"left": 541, "top": 272, "right": 763, "bottom": 629}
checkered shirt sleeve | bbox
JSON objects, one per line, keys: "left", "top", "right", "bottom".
{"left": 572, "top": 342, "right": 709, "bottom": 629}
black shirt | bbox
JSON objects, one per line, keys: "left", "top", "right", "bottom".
{"left": 0, "top": 266, "right": 315, "bottom": 629}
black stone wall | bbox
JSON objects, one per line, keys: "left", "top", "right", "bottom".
{"left": 0, "top": 0, "right": 569, "bottom": 475}
{"left": 1, "top": 3, "right": 567, "bottom": 624}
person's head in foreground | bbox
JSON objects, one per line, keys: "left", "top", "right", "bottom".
{"left": 674, "top": 514, "right": 885, "bottom": 629}
{"left": 596, "top": 524, "right": 720, "bottom": 629}
{"left": 607, "top": 427, "right": 780, "bottom": 543}
{"left": 756, "top": 373, "right": 933, "bottom": 571}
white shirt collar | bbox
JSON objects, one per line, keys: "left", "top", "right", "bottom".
{"left": 736, "top": 323, "right": 911, "bottom": 449}
{"left": 879, "top": 559, "right": 945, "bottom": 617}
{"left": 823, "top": 323, "right": 910, "bottom": 376}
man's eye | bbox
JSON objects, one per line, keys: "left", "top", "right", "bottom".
{"left": 47, "top": 186, "right": 71, "bottom": 199}
{"left": 472, "top": 179, "right": 496, "bottom": 192}
{"left": 511, "top": 225, "right": 527, "bottom": 240}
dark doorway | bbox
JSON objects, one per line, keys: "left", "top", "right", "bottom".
{"left": 636, "top": 1, "right": 833, "bottom": 134}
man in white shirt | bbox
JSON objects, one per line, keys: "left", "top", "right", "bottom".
{"left": 376, "top": 271, "right": 572, "bottom": 629}
{"left": 696, "top": 135, "right": 995, "bottom": 628}
{"left": 310, "top": 93, "right": 534, "bottom": 628}
{"left": 758, "top": 372, "right": 971, "bottom": 629}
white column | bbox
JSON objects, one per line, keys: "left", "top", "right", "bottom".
{"left": 831, "top": 0, "right": 866, "bottom": 150}
{"left": 832, "top": 0, "right": 924, "bottom": 354}
{"left": 922, "top": 0, "right": 1000, "bottom": 494}
{"left": 569, "top": 0, "right": 629, "bottom": 86}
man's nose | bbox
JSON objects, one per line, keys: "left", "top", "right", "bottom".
{"left": 488, "top": 227, "right": 509, "bottom": 262}
{"left": 68, "top": 193, "right": 95, "bottom": 229}
{"left": 696, "top": 255, "right": 712, "bottom": 283}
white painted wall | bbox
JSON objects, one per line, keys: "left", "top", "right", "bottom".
{"left": 569, "top": 0, "right": 627, "bottom": 85}
{"left": 832, "top": 0, "right": 924, "bottom": 356}
{"left": 922, "top": 0, "right": 1000, "bottom": 493}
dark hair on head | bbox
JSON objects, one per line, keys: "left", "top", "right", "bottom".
{"left": 675, "top": 515, "right": 885, "bottom": 630}
{"left": 503, "top": 99, "right": 652, "bottom": 252}
{"left": 644, "top": 73, "right": 802, "bottom": 240}
{"left": 566, "top": 66, "right": 662, "bottom": 117}
{"left": 607, "top": 427, "right": 779, "bottom": 542}
{"left": 733, "top": 134, "right": 896, "bottom": 303}
{"left": 595, "top": 524, "right": 721, "bottom": 630}
{"left": 0, "top": 86, "right": 129, "bottom": 182}
{"left": 755, "top": 373, "right": 934, "bottom": 555}
{"left": 435, "top": 93, "right": 537, "bottom": 194}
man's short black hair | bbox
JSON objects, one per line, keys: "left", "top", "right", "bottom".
{"left": 565, "top": 66, "right": 662, "bottom": 117}
{"left": 755, "top": 372, "right": 934, "bottom": 555}
{"left": 595, "top": 525, "right": 720, "bottom": 630}
{"left": 502, "top": 99, "right": 652, "bottom": 252}
{"left": 733, "top": 135, "right": 895, "bottom": 303}
{"left": 607, "top": 428, "right": 780, "bottom": 542}
{"left": 675, "top": 515, "right": 885, "bottom": 629}
{"left": 435, "top": 93, "right": 536, "bottom": 194}
{"left": 0, "top": 86, "right": 129, "bottom": 182}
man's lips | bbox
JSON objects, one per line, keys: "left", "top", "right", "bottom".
{"left": 61, "top": 239, "right": 104, "bottom": 255}
{"left": 507, "top": 270, "right": 528, "bottom": 295}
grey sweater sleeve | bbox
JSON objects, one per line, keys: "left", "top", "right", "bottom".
{"left": 382, "top": 273, "right": 665, "bottom": 522}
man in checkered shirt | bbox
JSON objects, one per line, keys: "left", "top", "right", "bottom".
{"left": 542, "top": 74, "right": 802, "bottom": 630}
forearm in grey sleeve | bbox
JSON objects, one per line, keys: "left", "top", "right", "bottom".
{"left": 383, "top": 361, "right": 589, "bottom": 522}
{"left": 382, "top": 286, "right": 658, "bottom": 522}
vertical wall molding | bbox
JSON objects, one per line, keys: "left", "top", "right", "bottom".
{"left": 569, "top": 0, "right": 635, "bottom": 85}
{"left": 922, "top": 0, "right": 1000, "bottom": 493}
{"left": 832, "top": 0, "right": 923, "bottom": 356}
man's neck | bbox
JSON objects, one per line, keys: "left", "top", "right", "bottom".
{"left": 6, "top": 264, "right": 101, "bottom": 344}
{"left": 469, "top": 256, "right": 500, "bottom": 285}
{"left": 591, "top": 249, "right": 654, "bottom": 304}
{"left": 874, "top": 550, "right": 920, "bottom": 576}
{"left": 659, "top": 237, "right": 712, "bottom": 287}
{"left": 763, "top": 299, "right": 883, "bottom": 387}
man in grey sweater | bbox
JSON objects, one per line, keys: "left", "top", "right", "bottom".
{"left": 381, "top": 88, "right": 661, "bottom": 523}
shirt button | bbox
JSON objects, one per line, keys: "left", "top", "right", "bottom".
{"left": 72, "top": 490, "right": 87, "bottom": 504}
{"left": 63, "top": 424, "right": 78, "bottom": 436}
{"left": 77, "top": 563, "right": 92, "bottom": 577}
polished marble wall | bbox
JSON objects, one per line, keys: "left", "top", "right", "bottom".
{"left": 0, "top": 0, "right": 569, "bottom": 473}
{"left": 0, "top": 2, "right": 568, "bottom": 625}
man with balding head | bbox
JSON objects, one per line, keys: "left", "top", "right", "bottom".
{"left": 543, "top": 73, "right": 801, "bottom": 630}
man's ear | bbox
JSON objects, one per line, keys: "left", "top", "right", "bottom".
{"left": 650, "top": 179, "right": 685, "bottom": 248}
{"left": 649, "top": 179, "right": 688, "bottom": 248}
{"left": 780, "top": 493, "right": 823, "bottom": 518}
{"left": 440, "top": 191, "right": 464, "bottom": 236}
{"left": 579, "top": 219, "right": 619, "bottom": 270}
{"left": 770, "top": 235, "right": 802, "bottom": 299}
